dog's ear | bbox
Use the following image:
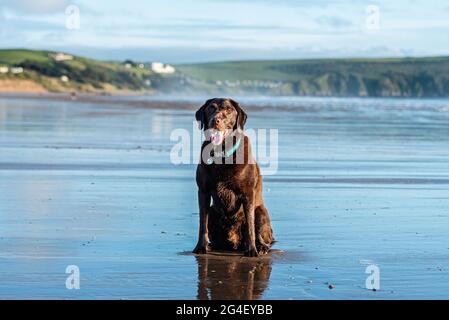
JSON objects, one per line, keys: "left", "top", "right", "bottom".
{"left": 195, "top": 99, "right": 213, "bottom": 130}
{"left": 229, "top": 99, "right": 247, "bottom": 130}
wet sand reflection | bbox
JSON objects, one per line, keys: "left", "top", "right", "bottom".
{"left": 195, "top": 252, "right": 274, "bottom": 300}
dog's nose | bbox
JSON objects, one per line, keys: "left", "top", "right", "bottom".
{"left": 214, "top": 118, "right": 221, "bottom": 125}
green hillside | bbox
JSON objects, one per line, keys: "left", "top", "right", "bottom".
{"left": 0, "top": 49, "right": 52, "bottom": 64}
{"left": 0, "top": 49, "right": 181, "bottom": 93}
{"left": 2, "top": 49, "right": 449, "bottom": 97}
{"left": 177, "top": 57, "right": 449, "bottom": 97}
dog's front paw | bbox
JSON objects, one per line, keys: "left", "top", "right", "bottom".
{"left": 193, "top": 243, "right": 209, "bottom": 254}
{"left": 257, "top": 244, "right": 270, "bottom": 255}
{"left": 245, "top": 247, "right": 259, "bottom": 257}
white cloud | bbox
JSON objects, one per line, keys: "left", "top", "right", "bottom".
{"left": 0, "top": 0, "right": 448, "bottom": 61}
{"left": 2, "top": 0, "right": 72, "bottom": 14}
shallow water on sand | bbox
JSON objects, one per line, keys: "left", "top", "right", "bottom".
{"left": 1, "top": 96, "right": 449, "bottom": 299}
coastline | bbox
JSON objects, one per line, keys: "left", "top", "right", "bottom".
{"left": 0, "top": 79, "right": 47, "bottom": 93}
{"left": 0, "top": 92, "right": 199, "bottom": 111}
{"left": 0, "top": 78, "right": 154, "bottom": 96}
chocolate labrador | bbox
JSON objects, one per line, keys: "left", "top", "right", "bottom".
{"left": 193, "top": 98, "right": 274, "bottom": 257}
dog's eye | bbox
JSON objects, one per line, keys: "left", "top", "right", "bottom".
{"left": 206, "top": 105, "right": 217, "bottom": 114}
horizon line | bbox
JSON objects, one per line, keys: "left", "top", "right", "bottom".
{"left": 1, "top": 47, "right": 449, "bottom": 65}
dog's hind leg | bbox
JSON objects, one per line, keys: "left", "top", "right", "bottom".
{"left": 255, "top": 205, "right": 273, "bottom": 255}
{"left": 208, "top": 206, "right": 238, "bottom": 251}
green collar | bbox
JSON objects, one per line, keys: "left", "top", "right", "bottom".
{"left": 207, "top": 138, "right": 243, "bottom": 164}
{"left": 225, "top": 138, "right": 242, "bottom": 157}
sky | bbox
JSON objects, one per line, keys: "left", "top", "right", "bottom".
{"left": 0, "top": 0, "right": 448, "bottom": 63}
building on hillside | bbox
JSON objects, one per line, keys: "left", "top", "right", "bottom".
{"left": 151, "top": 62, "right": 175, "bottom": 74}
{"left": 123, "top": 60, "right": 136, "bottom": 69}
{"left": 0, "top": 66, "right": 8, "bottom": 74}
{"left": 50, "top": 53, "right": 74, "bottom": 62}
{"left": 60, "top": 75, "right": 69, "bottom": 82}
{"left": 11, "top": 67, "right": 24, "bottom": 74}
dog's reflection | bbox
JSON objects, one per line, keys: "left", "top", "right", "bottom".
{"left": 195, "top": 253, "right": 272, "bottom": 300}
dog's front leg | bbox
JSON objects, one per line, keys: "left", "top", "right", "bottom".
{"left": 243, "top": 194, "right": 258, "bottom": 257}
{"left": 193, "top": 190, "right": 211, "bottom": 254}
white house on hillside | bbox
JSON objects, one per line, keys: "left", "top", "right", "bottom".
{"left": 11, "top": 67, "right": 24, "bottom": 74}
{"left": 0, "top": 66, "right": 8, "bottom": 74}
{"left": 151, "top": 62, "right": 175, "bottom": 74}
{"left": 50, "top": 53, "right": 74, "bottom": 62}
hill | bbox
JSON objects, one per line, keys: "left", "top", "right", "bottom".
{"left": 2, "top": 49, "right": 449, "bottom": 97}
{"left": 0, "top": 49, "right": 183, "bottom": 94}
{"left": 177, "top": 57, "right": 449, "bottom": 97}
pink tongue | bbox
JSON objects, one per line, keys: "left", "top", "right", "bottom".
{"left": 210, "top": 131, "right": 223, "bottom": 145}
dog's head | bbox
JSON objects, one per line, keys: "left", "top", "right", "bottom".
{"left": 195, "top": 98, "right": 247, "bottom": 145}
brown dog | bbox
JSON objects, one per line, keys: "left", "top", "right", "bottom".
{"left": 193, "top": 98, "right": 274, "bottom": 257}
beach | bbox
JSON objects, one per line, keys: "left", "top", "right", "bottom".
{"left": 1, "top": 94, "right": 449, "bottom": 299}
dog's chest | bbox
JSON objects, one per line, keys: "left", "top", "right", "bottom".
{"left": 212, "top": 182, "right": 240, "bottom": 213}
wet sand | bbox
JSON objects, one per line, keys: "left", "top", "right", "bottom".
{"left": 1, "top": 95, "right": 449, "bottom": 299}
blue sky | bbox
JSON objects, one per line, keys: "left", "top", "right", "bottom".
{"left": 0, "top": 0, "right": 449, "bottom": 63}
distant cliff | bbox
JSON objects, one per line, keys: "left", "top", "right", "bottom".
{"left": 177, "top": 57, "right": 449, "bottom": 97}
